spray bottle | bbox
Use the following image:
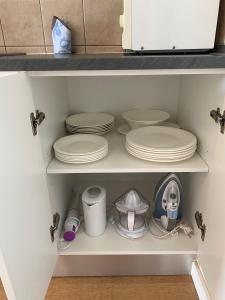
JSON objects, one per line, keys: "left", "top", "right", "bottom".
{"left": 62, "top": 191, "right": 81, "bottom": 242}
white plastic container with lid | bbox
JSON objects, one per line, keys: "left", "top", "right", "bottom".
{"left": 82, "top": 186, "right": 106, "bottom": 237}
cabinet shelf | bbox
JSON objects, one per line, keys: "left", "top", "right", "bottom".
{"left": 47, "top": 132, "right": 208, "bottom": 174}
{"left": 58, "top": 223, "right": 197, "bottom": 256}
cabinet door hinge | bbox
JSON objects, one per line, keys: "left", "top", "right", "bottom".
{"left": 195, "top": 211, "right": 206, "bottom": 241}
{"left": 210, "top": 107, "right": 225, "bottom": 134}
{"left": 30, "top": 110, "right": 45, "bottom": 136}
{"left": 50, "top": 213, "right": 60, "bottom": 243}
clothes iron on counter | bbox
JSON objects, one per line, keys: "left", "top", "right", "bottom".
{"left": 153, "top": 173, "right": 184, "bottom": 231}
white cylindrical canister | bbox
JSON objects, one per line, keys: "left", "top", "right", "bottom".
{"left": 82, "top": 186, "right": 106, "bottom": 237}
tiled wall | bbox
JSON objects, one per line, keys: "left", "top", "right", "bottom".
{"left": 0, "top": 0, "right": 224, "bottom": 55}
{"left": 0, "top": 0, "right": 123, "bottom": 54}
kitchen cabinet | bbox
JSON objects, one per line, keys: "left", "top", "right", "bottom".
{"left": 0, "top": 69, "right": 225, "bottom": 300}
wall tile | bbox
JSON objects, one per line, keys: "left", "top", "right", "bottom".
{"left": 0, "top": 0, "right": 45, "bottom": 46}
{"left": 84, "top": 0, "right": 122, "bottom": 45}
{"left": 86, "top": 46, "right": 122, "bottom": 54}
{"left": 40, "top": 0, "right": 85, "bottom": 46}
{"left": 216, "top": 0, "right": 225, "bottom": 44}
{"left": 46, "top": 45, "right": 85, "bottom": 54}
{"left": 6, "top": 46, "right": 46, "bottom": 54}
{"left": 0, "top": 47, "right": 6, "bottom": 54}
{"left": 0, "top": 21, "right": 4, "bottom": 46}
{"left": 71, "top": 45, "right": 85, "bottom": 54}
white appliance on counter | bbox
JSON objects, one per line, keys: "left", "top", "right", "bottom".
{"left": 120, "top": 0, "right": 220, "bottom": 52}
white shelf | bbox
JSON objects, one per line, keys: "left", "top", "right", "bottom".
{"left": 47, "top": 132, "right": 208, "bottom": 174}
{"left": 58, "top": 223, "right": 197, "bottom": 256}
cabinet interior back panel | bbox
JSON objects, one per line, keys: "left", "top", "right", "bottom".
{"left": 54, "top": 255, "right": 194, "bottom": 276}
{"left": 66, "top": 76, "right": 180, "bottom": 122}
{"left": 72, "top": 173, "right": 162, "bottom": 211}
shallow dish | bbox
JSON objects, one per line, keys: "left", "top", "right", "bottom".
{"left": 122, "top": 110, "right": 170, "bottom": 129}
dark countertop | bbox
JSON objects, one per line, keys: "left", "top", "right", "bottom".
{"left": 1, "top": 48, "right": 225, "bottom": 71}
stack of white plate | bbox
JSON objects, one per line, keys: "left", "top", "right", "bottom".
{"left": 54, "top": 134, "right": 108, "bottom": 164}
{"left": 126, "top": 126, "right": 197, "bottom": 162}
{"left": 66, "top": 113, "right": 115, "bottom": 135}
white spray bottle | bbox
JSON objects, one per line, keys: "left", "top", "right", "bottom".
{"left": 63, "top": 191, "right": 81, "bottom": 242}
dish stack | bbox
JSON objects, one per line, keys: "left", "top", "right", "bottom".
{"left": 126, "top": 126, "right": 197, "bottom": 162}
{"left": 66, "top": 113, "right": 115, "bottom": 135}
{"left": 54, "top": 134, "right": 108, "bottom": 164}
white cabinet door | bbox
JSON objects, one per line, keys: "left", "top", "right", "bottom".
{"left": 0, "top": 72, "right": 57, "bottom": 300}
{"left": 196, "top": 99, "right": 225, "bottom": 300}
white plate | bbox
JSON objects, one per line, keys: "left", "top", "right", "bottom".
{"left": 126, "top": 149, "right": 196, "bottom": 159}
{"left": 66, "top": 125, "right": 114, "bottom": 132}
{"left": 67, "top": 130, "right": 113, "bottom": 136}
{"left": 122, "top": 110, "right": 170, "bottom": 128}
{"left": 117, "top": 122, "right": 180, "bottom": 135}
{"left": 67, "top": 125, "right": 113, "bottom": 130}
{"left": 68, "top": 131, "right": 112, "bottom": 136}
{"left": 70, "top": 131, "right": 112, "bottom": 136}
{"left": 126, "top": 147, "right": 195, "bottom": 162}
{"left": 126, "top": 142, "right": 196, "bottom": 154}
{"left": 55, "top": 152, "right": 107, "bottom": 164}
{"left": 66, "top": 122, "right": 114, "bottom": 128}
{"left": 66, "top": 113, "right": 115, "bottom": 128}
{"left": 67, "top": 126, "right": 113, "bottom": 130}
{"left": 56, "top": 157, "right": 106, "bottom": 163}
{"left": 56, "top": 150, "right": 107, "bottom": 161}
{"left": 126, "top": 126, "right": 197, "bottom": 152}
{"left": 126, "top": 144, "right": 195, "bottom": 159}
{"left": 54, "top": 134, "right": 108, "bottom": 156}
{"left": 55, "top": 146, "right": 107, "bottom": 158}
{"left": 126, "top": 141, "right": 196, "bottom": 154}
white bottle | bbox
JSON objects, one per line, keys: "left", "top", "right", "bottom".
{"left": 63, "top": 192, "right": 80, "bottom": 241}
{"left": 82, "top": 186, "right": 106, "bottom": 237}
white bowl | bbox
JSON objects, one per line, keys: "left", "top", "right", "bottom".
{"left": 122, "top": 109, "right": 170, "bottom": 129}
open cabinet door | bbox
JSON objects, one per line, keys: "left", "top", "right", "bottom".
{"left": 196, "top": 98, "right": 225, "bottom": 300}
{"left": 0, "top": 72, "right": 57, "bottom": 300}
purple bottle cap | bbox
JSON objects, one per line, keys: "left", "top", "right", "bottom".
{"left": 63, "top": 231, "right": 76, "bottom": 241}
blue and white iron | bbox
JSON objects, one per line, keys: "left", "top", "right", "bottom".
{"left": 153, "top": 173, "right": 184, "bottom": 231}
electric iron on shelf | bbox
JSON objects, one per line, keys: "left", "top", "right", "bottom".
{"left": 153, "top": 173, "right": 184, "bottom": 232}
